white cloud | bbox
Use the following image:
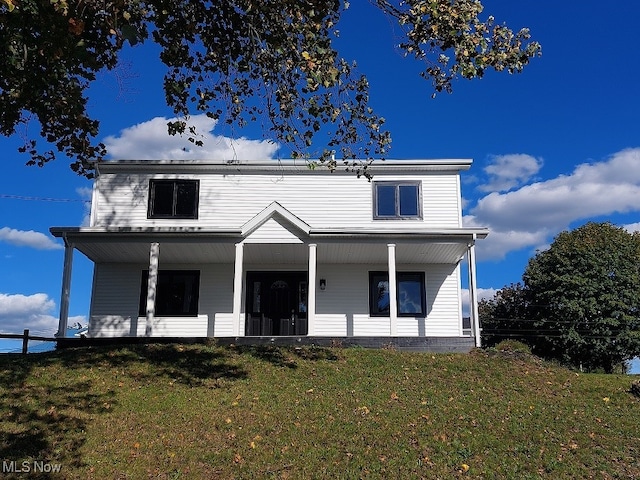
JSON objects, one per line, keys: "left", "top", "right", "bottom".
{"left": 477, "top": 287, "right": 498, "bottom": 302}
{"left": 478, "top": 154, "right": 543, "bottom": 192}
{"left": 461, "top": 287, "right": 498, "bottom": 316}
{"left": 624, "top": 222, "right": 640, "bottom": 233}
{"left": 103, "top": 114, "right": 280, "bottom": 160}
{"left": 0, "top": 227, "right": 62, "bottom": 250}
{"left": 0, "top": 293, "right": 58, "bottom": 335}
{"left": 467, "top": 148, "right": 640, "bottom": 260}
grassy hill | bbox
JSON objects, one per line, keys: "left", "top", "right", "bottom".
{"left": 1, "top": 343, "right": 639, "bottom": 479}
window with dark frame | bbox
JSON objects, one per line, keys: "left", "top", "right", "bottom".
{"left": 148, "top": 179, "right": 199, "bottom": 219}
{"left": 373, "top": 181, "right": 422, "bottom": 219}
{"left": 369, "top": 271, "right": 426, "bottom": 316}
{"left": 138, "top": 270, "right": 200, "bottom": 317}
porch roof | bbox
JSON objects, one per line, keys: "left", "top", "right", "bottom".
{"left": 50, "top": 226, "right": 487, "bottom": 265}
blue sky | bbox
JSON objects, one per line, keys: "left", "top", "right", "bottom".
{"left": 1, "top": 2, "right": 640, "bottom": 366}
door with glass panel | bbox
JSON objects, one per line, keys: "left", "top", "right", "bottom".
{"left": 245, "top": 271, "right": 308, "bottom": 336}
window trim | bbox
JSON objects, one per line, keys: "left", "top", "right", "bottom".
{"left": 369, "top": 271, "right": 427, "bottom": 317}
{"left": 372, "top": 181, "right": 422, "bottom": 220}
{"left": 147, "top": 179, "right": 200, "bottom": 219}
{"left": 138, "top": 269, "right": 200, "bottom": 317}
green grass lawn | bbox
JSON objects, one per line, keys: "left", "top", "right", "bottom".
{"left": 1, "top": 343, "right": 639, "bottom": 479}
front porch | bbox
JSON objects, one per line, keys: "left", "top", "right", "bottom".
{"left": 51, "top": 215, "right": 485, "bottom": 345}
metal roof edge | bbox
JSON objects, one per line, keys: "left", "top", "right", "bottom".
{"left": 94, "top": 158, "right": 474, "bottom": 173}
{"left": 50, "top": 226, "right": 243, "bottom": 237}
{"left": 50, "top": 226, "right": 488, "bottom": 239}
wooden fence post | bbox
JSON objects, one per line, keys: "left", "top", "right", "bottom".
{"left": 22, "top": 329, "right": 29, "bottom": 355}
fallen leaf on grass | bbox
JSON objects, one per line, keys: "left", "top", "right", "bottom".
{"left": 356, "top": 406, "right": 370, "bottom": 415}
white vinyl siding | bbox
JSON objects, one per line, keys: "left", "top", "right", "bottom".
{"left": 423, "top": 174, "right": 462, "bottom": 227}
{"left": 424, "top": 263, "right": 462, "bottom": 336}
{"left": 244, "top": 218, "right": 305, "bottom": 243}
{"left": 315, "top": 265, "right": 368, "bottom": 336}
{"left": 93, "top": 171, "right": 462, "bottom": 230}
{"left": 89, "top": 262, "right": 235, "bottom": 337}
{"left": 134, "top": 315, "right": 208, "bottom": 337}
{"left": 88, "top": 262, "right": 461, "bottom": 338}
{"left": 90, "top": 263, "right": 141, "bottom": 316}
{"left": 200, "top": 264, "right": 234, "bottom": 336}
{"left": 314, "top": 264, "right": 460, "bottom": 337}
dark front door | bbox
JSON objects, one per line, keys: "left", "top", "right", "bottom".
{"left": 245, "top": 271, "right": 308, "bottom": 336}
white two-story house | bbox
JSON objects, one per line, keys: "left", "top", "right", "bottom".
{"left": 51, "top": 159, "right": 487, "bottom": 350}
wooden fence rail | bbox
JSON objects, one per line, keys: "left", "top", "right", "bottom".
{"left": 0, "top": 329, "right": 57, "bottom": 355}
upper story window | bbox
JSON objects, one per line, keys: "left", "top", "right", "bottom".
{"left": 148, "top": 180, "right": 199, "bottom": 219}
{"left": 373, "top": 181, "right": 422, "bottom": 220}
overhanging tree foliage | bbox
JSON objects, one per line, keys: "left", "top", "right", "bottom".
{"left": 481, "top": 222, "right": 640, "bottom": 373}
{"left": 0, "top": 0, "right": 540, "bottom": 177}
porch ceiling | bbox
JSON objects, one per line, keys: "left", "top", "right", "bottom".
{"left": 72, "top": 240, "right": 238, "bottom": 264}
{"left": 318, "top": 242, "right": 468, "bottom": 264}
{"left": 65, "top": 237, "right": 469, "bottom": 265}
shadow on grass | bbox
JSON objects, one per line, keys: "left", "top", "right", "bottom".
{"left": 231, "top": 344, "right": 339, "bottom": 368}
{"left": 0, "top": 356, "right": 117, "bottom": 476}
{"left": 64, "top": 343, "right": 249, "bottom": 387}
{"left": 0, "top": 343, "right": 248, "bottom": 476}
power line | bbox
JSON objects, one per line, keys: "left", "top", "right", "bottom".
{"left": 0, "top": 194, "right": 89, "bottom": 203}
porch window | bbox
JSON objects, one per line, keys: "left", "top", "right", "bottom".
{"left": 148, "top": 179, "right": 199, "bottom": 219}
{"left": 373, "top": 181, "right": 422, "bottom": 219}
{"left": 139, "top": 270, "right": 200, "bottom": 316}
{"left": 369, "top": 271, "right": 426, "bottom": 316}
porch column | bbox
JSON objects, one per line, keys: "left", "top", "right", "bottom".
{"left": 232, "top": 242, "right": 244, "bottom": 336}
{"left": 467, "top": 235, "right": 481, "bottom": 347}
{"left": 307, "top": 243, "right": 317, "bottom": 335}
{"left": 387, "top": 243, "right": 398, "bottom": 336}
{"left": 145, "top": 242, "right": 160, "bottom": 337}
{"left": 56, "top": 240, "right": 74, "bottom": 338}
